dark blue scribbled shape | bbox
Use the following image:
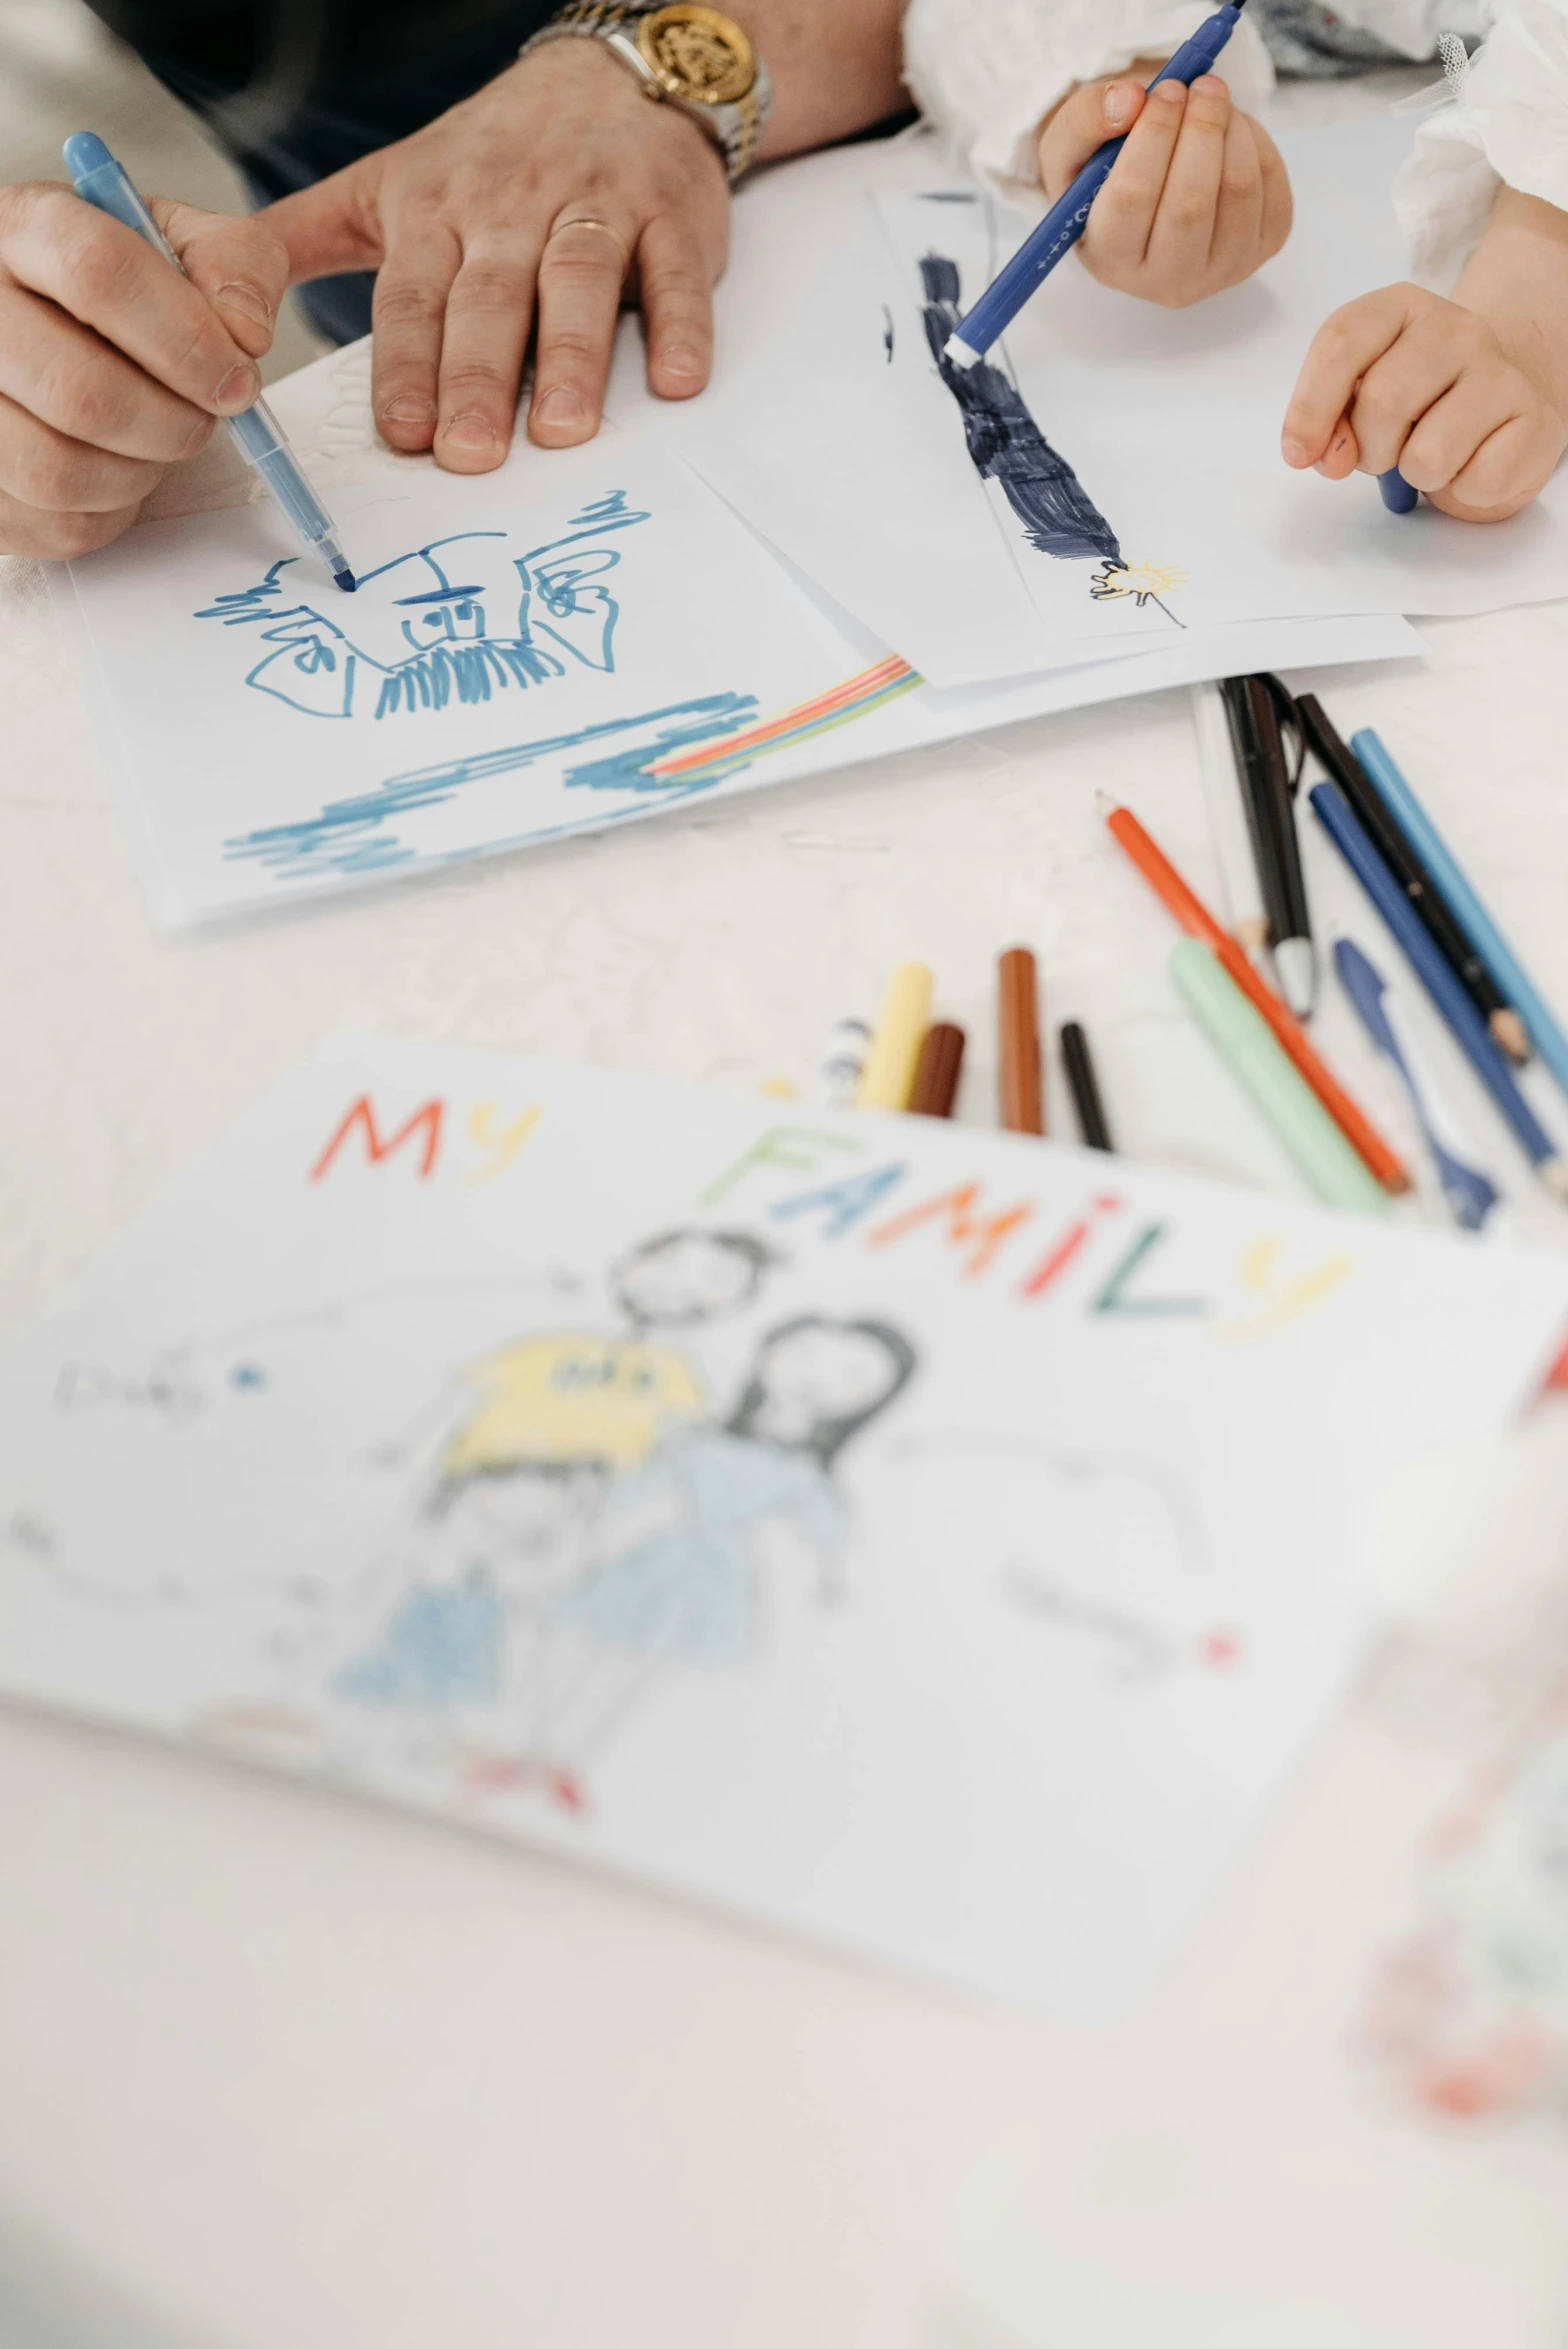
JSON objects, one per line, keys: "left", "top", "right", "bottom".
{"left": 222, "top": 694, "right": 759, "bottom": 882}
{"left": 918, "top": 253, "right": 1122, "bottom": 563}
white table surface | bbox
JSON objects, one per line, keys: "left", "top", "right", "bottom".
{"left": 3, "top": 72, "right": 1568, "bottom": 2349}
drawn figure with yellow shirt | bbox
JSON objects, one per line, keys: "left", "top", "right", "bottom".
{"left": 327, "top": 1229, "right": 774, "bottom": 1757}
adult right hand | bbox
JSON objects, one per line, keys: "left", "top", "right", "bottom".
{"left": 0, "top": 184, "right": 287, "bottom": 560}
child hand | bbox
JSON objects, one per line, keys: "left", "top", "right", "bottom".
{"left": 1038, "top": 71, "right": 1291, "bottom": 309}
{"left": 1281, "top": 284, "right": 1568, "bottom": 521}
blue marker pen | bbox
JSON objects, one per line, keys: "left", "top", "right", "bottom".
{"left": 944, "top": 0, "right": 1249, "bottom": 369}
{"left": 62, "top": 134, "right": 355, "bottom": 591}
{"left": 1379, "top": 468, "right": 1420, "bottom": 514}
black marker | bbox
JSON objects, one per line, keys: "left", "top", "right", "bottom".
{"left": 1220, "top": 674, "right": 1316, "bottom": 1018}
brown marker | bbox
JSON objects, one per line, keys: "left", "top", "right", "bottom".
{"left": 998, "top": 947, "right": 1044, "bottom": 1134}
{"left": 909, "top": 1022, "right": 966, "bottom": 1118}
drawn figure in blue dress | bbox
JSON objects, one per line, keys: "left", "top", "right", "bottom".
{"left": 195, "top": 490, "right": 649, "bottom": 721}
{"left": 322, "top": 1229, "right": 780, "bottom": 1771}
{"left": 526, "top": 1313, "right": 918, "bottom": 1813}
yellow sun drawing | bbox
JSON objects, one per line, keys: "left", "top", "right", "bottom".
{"left": 1089, "top": 557, "right": 1190, "bottom": 607}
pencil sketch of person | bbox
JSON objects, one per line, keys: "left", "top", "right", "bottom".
{"left": 523, "top": 1314, "right": 918, "bottom": 1812}
{"left": 320, "top": 1229, "right": 779, "bottom": 1768}
{"left": 195, "top": 491, "right": 649, "bottom": 721}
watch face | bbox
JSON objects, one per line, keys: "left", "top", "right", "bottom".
{"left": 635, "top": 4, "right": 756, "bottom": 105}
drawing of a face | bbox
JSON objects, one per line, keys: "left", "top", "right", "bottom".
{"left": 731, "top": 1316, "right": 916, "bottom": 1462}
{"left": 613, "top": 1230, "right": 772, "bottom": 1329}
{"left": 349, "top": 534, "right": 526, "bottom": 666}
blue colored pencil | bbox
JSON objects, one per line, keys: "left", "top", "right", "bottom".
{"left": 1308, "top": 781, "right": 1568, "bottom": 1197}
{"left": 1351, "top": 727, "right": 1568, "bottom": 1114}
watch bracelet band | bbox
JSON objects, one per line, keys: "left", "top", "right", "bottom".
{"left": 520, "top": 2, "right": 771, "bottom": 182}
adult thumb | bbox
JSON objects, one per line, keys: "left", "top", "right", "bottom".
{"left": 260, "top": 161, "right": 383, "bottom": 285}
{"left": 1037, "top": 79, "right": 1146, "bottom": 202}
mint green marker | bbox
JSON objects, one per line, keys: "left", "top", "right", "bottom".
{"left": 1170, "top": 938, "right": 1392, "bottom": 1216}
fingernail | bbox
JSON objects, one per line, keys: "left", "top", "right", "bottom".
{"left": 1192, "top": 73, "right": 1225, "bottom": 95}
{"left": 382, "top": 395, "right": 437, "bottom": 427}
{"left": 215, "top": 280, "right": 272, "bottom": 327}
{"left": 439, "top": 411, "right": 498, "bottom": 454}
{"left": 1281, "top": 433, "right": 1308, "bottom": 463}
{"left": 1104, "top": 83, "right": 1136, "bottom": 129}
{"left": 533, "top": 385, "right": 586, "bottom": 429}
{"left": 661, "top": 345, "right": 705, "bottom": 381}
{"left": 214, "top": 361, "right": 260, "bottom": 410}
{"left": 1155, "top": 77, "right": 1187, "bottom": 105}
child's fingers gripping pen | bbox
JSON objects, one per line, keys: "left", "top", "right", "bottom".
{"left": 61, "top": 134, "right": 355, "bottom": 591}
{"left": 945, "top": 0, "right": 1250, "bottom": 368}
{"left": 1379, "top": 468, "right": 1420, "bottom": 514}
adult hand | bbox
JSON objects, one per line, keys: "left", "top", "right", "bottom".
{"left": 1282, "top": 282, "right": 1568, "bottom": 521}
{"left": 1038, "top": 70, "right": 1291, "bottom": 309}
{"left": 0, "top": 184, "right": 284, "bottom": 560}
{"left": 265, "top": 38, "right": 731, "bottom": 473}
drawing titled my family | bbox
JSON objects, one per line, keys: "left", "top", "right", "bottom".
{"left": 196, "top": 492, "right": 649, "bottom": 721}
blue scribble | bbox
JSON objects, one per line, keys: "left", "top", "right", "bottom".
{"left": 918, "top": 254, "right": 1122, "bottom": 563}
{"left": 222, "top": 693, "right": 759, "bottom": 881}
{"left": 196, "top": 492, "right": 649, "bottom": 720}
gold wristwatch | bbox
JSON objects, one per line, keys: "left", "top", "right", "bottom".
{"left": 520, "top": 3, "right": 772, "bottom": 182}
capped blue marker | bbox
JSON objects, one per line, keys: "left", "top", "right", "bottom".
{"left": 62, "top": 134, "right": 355, "bottom": 591}
{"left": 944, "top": 0, "right": 1250, "bottom": 369}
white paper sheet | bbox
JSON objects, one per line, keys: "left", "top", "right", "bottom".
{"left": 668, "top": 121, "right": 1568, "bottom": 689}
{"left": 60, "top": 405, "right": 1418, "bottom": 928}
{"left": 2, "top": 1036, "right": 1565, "bottom": 2014}
{"left": 62, "top": 429, "right": 872, "bottom": 926}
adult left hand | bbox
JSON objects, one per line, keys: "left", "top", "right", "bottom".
{"left": 264, "top": 37, "right": 730, "bottom": 472}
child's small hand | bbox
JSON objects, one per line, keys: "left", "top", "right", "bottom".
{"left": 1282, "top": 284, "right": 1568, "bottom": 521}
{"left": 1038, "top": 71, "right": 1291, "bottom": 309}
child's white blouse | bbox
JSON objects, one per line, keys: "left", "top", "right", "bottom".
{"left": 902, "top": 0, "right": 1568, "bottom": 290}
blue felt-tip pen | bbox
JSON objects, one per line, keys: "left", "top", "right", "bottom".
{"left": 944, "top": 0, "right": 1250, "bottom": 369}
{"left": 62, "top": 133, "right": 355, "bottom": 591}
{"left": 1379, "top": 467, "right": 1420, "bottom": 514}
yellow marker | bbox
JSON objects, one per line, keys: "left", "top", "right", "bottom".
{"left": 856, "top": 962, "right": 934, "bottom": 1110}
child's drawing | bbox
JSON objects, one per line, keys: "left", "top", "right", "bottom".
{"left": 8, "top": 1040, "right": 1561, "bottom": 2015}
{"left": 894, "top": 205, "right": 1186, "bottom": 629}
{"left": 314, "top": 1230, "right": 781, "bottom": 1768}
{"left": 195, "top": 491, "right": 650, "bottom": 721}
{"left": 918, "top": 253, "right": 1121, "bottom": 564}
{"left": 524, "top": 1313, "right": 918, "bottom": 1808}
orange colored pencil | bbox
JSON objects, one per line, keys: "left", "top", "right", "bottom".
{"left": 1102, "top": 797, "right": 1411, "bottom": 1194}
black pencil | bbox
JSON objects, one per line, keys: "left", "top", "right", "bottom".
{"left": 1220, "top": 674, "right": 1317, "bottom": 1019}
{"left": 1294, "top": 692, "right": 1529, "bottom": 1063}
{"left": 1060, "top": 1021, "right": 1114, "bottom": 1151}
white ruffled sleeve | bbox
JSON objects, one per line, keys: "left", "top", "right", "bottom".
{"left": 1394, "top": 0, "right": 1568, "bottom": 288}
{"left": 902, "top": 0, "right": 1276, "bottom": 192}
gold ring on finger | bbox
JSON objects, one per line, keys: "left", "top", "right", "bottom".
{"left": 546, "top": 214, "right": 632, "bottom": 271}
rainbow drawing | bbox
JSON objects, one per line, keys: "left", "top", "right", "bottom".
{"left": 647, "top": 656, "right": 923, "bottom": 786}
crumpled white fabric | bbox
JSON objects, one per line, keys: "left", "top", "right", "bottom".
{"left": 903, "top": 0, "right": 1568, "bottom": 290}
{"left": 901, "top": 0, "right": 1276, "bottom": 192}
{"left": 1396, "top": 0, "right": 1568, "bottom": 285}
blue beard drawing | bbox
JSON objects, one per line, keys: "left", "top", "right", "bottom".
{"left": 195, "top": 492, "right": 651, "bottom": 720}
